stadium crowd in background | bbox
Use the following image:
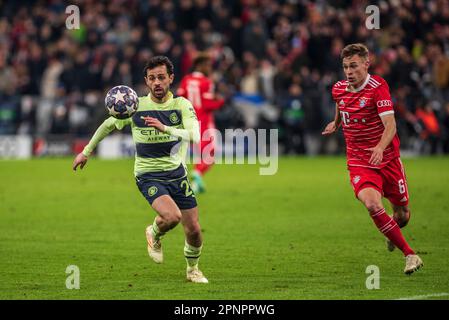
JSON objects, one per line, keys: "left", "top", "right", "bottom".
{"left": 0, "top": 0, "right": 449, "bottom": 155}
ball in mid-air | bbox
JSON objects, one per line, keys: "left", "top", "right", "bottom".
{"left": 105, "top": 85, "right": 139, "bottom": 119}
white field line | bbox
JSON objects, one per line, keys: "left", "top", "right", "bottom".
{"left": 395, "top": 292, "right": 449, "bottom": 300}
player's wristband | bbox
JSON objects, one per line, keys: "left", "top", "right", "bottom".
{"left": 82, "top": 148, "right": 91, "bottom": 157}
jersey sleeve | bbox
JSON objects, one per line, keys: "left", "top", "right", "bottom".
{"left": 176, "top": 78, "right": 187, "bottom": 97}
{"left": 82, "top": 117, "right": 132, "bottom": 156}
{"left": 201, "top": 79, "right": 224, "bottom": 111}
{"left": 373, "top": 78, "right": 394, "bottom": 117}
{"left": 331, "top": 82, "right": 341, "bottom": 103}
{"left": 164, "top": 98, "right": 200, "bottom": 143}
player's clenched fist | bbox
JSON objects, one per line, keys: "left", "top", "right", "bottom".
{"left": 73, "top": 153, "right": 88, "bottom": 171}
{"left": 322, "top": 121, "right": 338, "bottom": 135}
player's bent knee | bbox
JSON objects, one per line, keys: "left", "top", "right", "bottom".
{"left": 358, "top": 188, "right": 383, "bottom": 214}
{"left": 394, "top": 209, "right": 410, "bottom": 227}
{"left": 364, "top": 200, "right": 383, "bottom": 215}
{"left": 168, "top": 212, "right": 182, "bottom": 225}
{"left": 157, "top": 209, "right": 182, "bottom": 227}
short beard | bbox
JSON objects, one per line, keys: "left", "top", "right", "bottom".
{"left": 151, "top": 88, "right": 167, "bottom": 100}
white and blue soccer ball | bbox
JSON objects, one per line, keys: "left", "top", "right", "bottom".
{"left": 105, "top": 85, "right": 139, "bottom": 119}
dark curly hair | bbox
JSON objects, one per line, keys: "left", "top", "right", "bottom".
{"left": 143, "top": 56, "right": 174, "bottom": 77}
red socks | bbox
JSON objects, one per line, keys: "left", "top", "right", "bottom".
{"left": 370, "top": 208, "right": 415, "bottom": 256}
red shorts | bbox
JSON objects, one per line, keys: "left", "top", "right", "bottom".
{"left": 348, "top": 157, "right": 409, "bottom": 206}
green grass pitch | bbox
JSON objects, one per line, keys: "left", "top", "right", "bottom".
{"left": 1, "top": 156, "right": 448, "bottom": 300}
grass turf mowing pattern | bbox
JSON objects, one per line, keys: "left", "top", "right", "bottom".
{"left": 0, "top": 157, "right": 448, "bottom": 300}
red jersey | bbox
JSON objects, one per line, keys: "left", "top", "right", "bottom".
{"left": 332, "top": 74, "right": 400, "bottom": 169}
{"left": 177, "top": 72, "right": 224, "bottom": 131}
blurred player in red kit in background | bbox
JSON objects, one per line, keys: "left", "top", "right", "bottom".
{"left": 322, "top": 43, "right": 423, "bottom": 275}
{"left": 177, "top": 54, "right": 224, "bottom": 193}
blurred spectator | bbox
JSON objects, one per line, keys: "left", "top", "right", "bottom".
{"left": 41, "top": 56, "right": 64, "bottom": 99}
{"left": 415, "top": 101, "right": 442, "bottom": 154}
{"left": 433, "top": 44, "right": 449, "bottom": 93}
{"left": 443, "top": 103, "right": 449, "bottom": 154}
{"left": 50, "top": 103, "right": 69, "bottom": 134}
{"left": 0, "top": 51, "right": 17, "bottom": 95}
{"left": 0, "top": 0, "right": 448, "bottom": 156}
{"left": 280, "top": 84, "right": 306, "bottom": 154}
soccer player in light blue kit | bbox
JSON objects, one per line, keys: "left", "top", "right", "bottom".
{"left": 72, "top": 56, "right": 208, "bottom": 283}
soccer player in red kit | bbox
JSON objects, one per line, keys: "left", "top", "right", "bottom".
{"left": 322, "top": 43, "right": 423, "bottom": 274}
{"left": 177, "top": 54, "right": 224, "bottom": 193}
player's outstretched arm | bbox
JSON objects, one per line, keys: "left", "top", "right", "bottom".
{"left": 322, "top": 103, "right": 341, "bottom": 135}
{"left": 322, "top": 121, "right": 338, "bottom": 135}
{"left": 72, "top": 117, "right": 130, "bottom": 171}
{"left": 73, "top": 153, "right": 88, "bottom": 171}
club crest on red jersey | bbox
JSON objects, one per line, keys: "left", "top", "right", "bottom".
{"left": 359, "top": 98, "right": 367, "bottom": 108}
